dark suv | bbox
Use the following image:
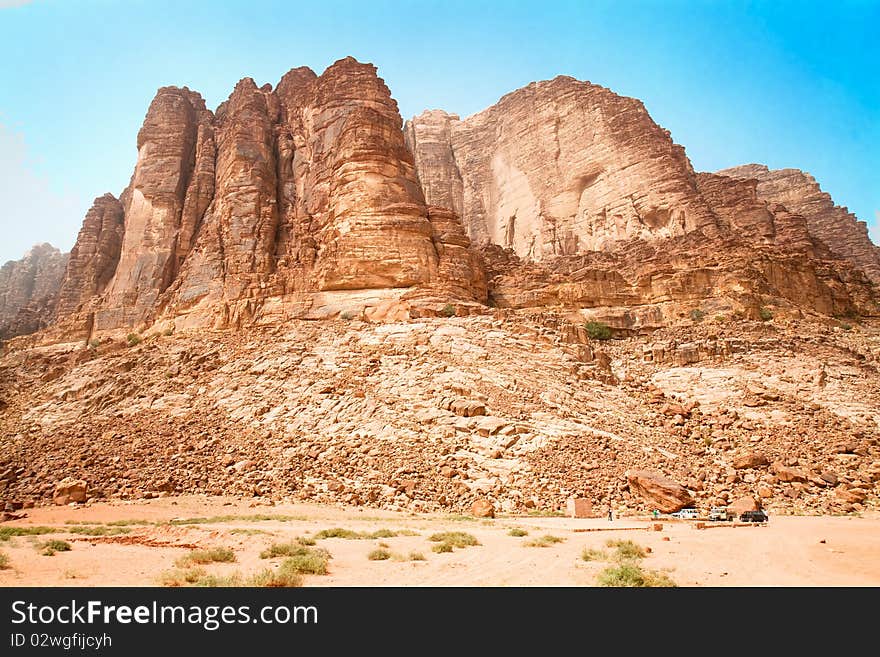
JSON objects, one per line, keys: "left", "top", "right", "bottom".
{"left": 740, "top": 510, "right": 768, "bottom": 523}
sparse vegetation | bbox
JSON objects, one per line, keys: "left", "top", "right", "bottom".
{"left": 507, "top": 528, "right": 529, "bottom": 537}
{"left": 259, "top": 543, "right": 329, "bottom": 574}
{"left": 841, "top": 323, "right": 852, "bottom": 331}
{"left": 249, "top": 560, "right": 304, "bottom": 587}
{"left": 161, "top": 567, "right": 210, "bottom": 587}
{"left": 228, "top": 528, "right": 273, "bottom": 536}
{"left": 584, "top": 320, "right": 612, "bottom": 340}
{"left": 41, "top": 540, "right": 72, "bottom": 556}
{"left": 597, "top": 563, "right": 676, "bottom": 587}
{"left": 690, "top": 308, "right": 706, "bottom": 323}
{"left": 440, "top": 303, "right": 456, "bottom": 317}
{"left": 313, "top": 527, "right": 410, "bottom": 540}
{"left": 524, "top": 534, "right": 565, "bottom": 548}
{"left": 0, "top": 551, "right": 9, "bottom": 569}
{"left": 431, "top": 542, "right": 453, "bottom": 554}
{"left": 87, "top": 339, "right": 100, "bottom": 349}
{"left": 339, "top": 310, "right": 357, "bottom": 320}
{"left": 66, "top": 525, "right": 131, "bottom": 536}
{"left": 408, "top": 551, "right": 426, "bottom": 561}
{"left": 175, "top": 547, "right": 236, "bottom": 567}
{"left": 368, "top": 548, "right": 392, "bottom": 561}
{"left": 759, "top": 307, "right": 773, "bottom": 321}
{"left": 428, "top": 532, "right": 479, "bottom": 548}
{"left": 126, "top": 332, "right": 142, "bottom": 346}
{"left": 296, "top": 535, "right": 316, "bottom": 546}
{"left": 162, "top": 327, "right": 174, "bottom": 336}
{"left": 0, "top": 526, "right": 57, "bottom": 541}
{"left": 606, "top": 539, "right": 647, "bottom": 560}
{"left": 581, "top": 548, "right": 609, "bottom": 562}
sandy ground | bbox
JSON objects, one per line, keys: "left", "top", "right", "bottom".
{"left": 1, "top": 496, "right": 877, "bottom": 587}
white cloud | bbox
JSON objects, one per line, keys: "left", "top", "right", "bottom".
{"left": 0, "top": 122, "right": 84, "bottom": 264}
{"left": 0, "top": 1, "right": 34, "bottom": 8}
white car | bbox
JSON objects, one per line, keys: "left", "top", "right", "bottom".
{"left": 671, "top": 508, "right": 700, "bottom": 519}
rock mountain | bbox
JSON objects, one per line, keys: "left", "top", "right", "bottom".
{"left": 2, "top": 57, "right": 878, "bottom": 344}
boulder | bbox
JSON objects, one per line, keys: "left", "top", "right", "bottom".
{"left": 729, "top": 495, "right": 761, "bottom": 515}
{"left": 626, "top": 470, "right": 694, "bottom": 513}
{"left": 772, "top": 462, "right": 808, "bottom": 483}
{"left": 53, "top": 478, "right": 88, "bottom": 505}
{"left": 732, "top": 450, "right": 769, "bottom": 469}
{"left": 471, "top": 498, "right": 495, "bottom": 518}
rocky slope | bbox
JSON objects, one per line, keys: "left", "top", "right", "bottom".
{"left": 1, "top": 314, "right": 878, "bottom": 515}
{"left": 718, "top": 164, "right": 880, "bottom": 284}
{"left": 0, "top": 244, "right": 68, "bottom": 340}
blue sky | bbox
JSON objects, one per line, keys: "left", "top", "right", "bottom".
{"left": 1, "top": 0, "right": 877, "bottom": 264}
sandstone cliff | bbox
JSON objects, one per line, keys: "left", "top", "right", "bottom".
{"left": 405, "top": 77, "right": 720, "bottom": 260}
{"left": 2, "top": 60, "right": 876, "bottom": 343}
{"left": 719, "top": 164, "right": 880, "bottom": 284}
{"left": 0, "top": 243, "right": 68, "bottom": 340}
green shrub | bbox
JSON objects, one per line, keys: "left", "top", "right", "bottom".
{"left": 126, "top": 333, "right": 142, "bottom": 346}
{"left": 431, "top": 542, "right": 453, "bottom": 554}
{"left": 0, "top": 527, "right": 56, "bottom": 541}
{"left": 314, "top": 527, "right": 362, "bottom": 540}
{"left": 339, "top": 310, "right": 357, "bottom": 321}
{"left": 440, "top": 304, "right": 457, "bottom": 318}
{"left": 584, "top": 321, "right": 612, "bottom": 340}
{"left": 606, "top": 539, "right": 646, "bottom": 560}
{"left": 597, "top": 563, "right": 676, "bottom": 587}
{"left": 0, "top": 551, "right": 9, "bottom": 569}
{"left": 368, "top": 548, "right": 391, "bottom": 561}
{"left": 524, "top": 535, "right": 566, "bottom": 548}
{"left": 581, "top": 548, "right": 609, "bottom": 562}
{"left": 428, "top": 532, "right": 479, "bottom": 548}
{"left": 248, "top": 565, "right": 303, "bottom": 588}
{"left": 175, "top": 547, "right": 235, "bottom": 566}
{"left": 87, "top": 339, "right": 100, "bottom": 350}
{"left": 41, "top": 540, "right": 72, "bottom": 556}
{"left": 690, "top": 309, "right": 706, "bottom": 323}
{"left": 507, "top": 528, "right": 528, "bottom": 537}
{"left": 282, "top": 553, "right": 328, "bottom": 575}
{"left": 758, "top": 307, "right": 773, "bottom": 322}
{"left": 408, "top": 551, "right": 426, "bottom": 561}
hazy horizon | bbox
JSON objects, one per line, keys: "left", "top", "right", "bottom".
{"left": 1, "top": 0, "right": 878, "bottom": 265}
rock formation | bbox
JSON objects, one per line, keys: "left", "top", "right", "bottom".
{"left": 54, "top": 194, "right": 124, "bottom": 317}
{"left": 405, "top": 77, "right": 720, "bottom": 260}
{"left": 0, "top": 243, "right": 68, "bottom": 340}
{"left": 0, "top": 58, "right": 876, "bottom": 343}
{"left": 719, "top": 164, "right": 880, "bottom": 284}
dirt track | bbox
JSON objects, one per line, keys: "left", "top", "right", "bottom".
{"left": 1, "top": 497, "right": 877, "bottom": 587}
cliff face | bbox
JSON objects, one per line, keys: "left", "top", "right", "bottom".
{"left": 2, "top": 59, "right": 876, "bottom": 342}
{"left": 0, "top": 244, "right": 68, "bottom": 340}
{"left": 55, "top": 194, "right": 124, "bottom": 317}
{"left": 54, "top": 57, "right": 484, "bottom": 335}
{"left": 719, "top": 164, "right": 880, "bottom": 284}
{"left": 405, "top": 77, "right": 721, "bottom": 260}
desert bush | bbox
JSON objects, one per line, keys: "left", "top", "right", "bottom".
{"left": 581, "top": 548, "right": 609, "bottom": 562}
{"left": 690, "top": 308, "right": 706, "bottom": 323}
{"left": 126, "top": 333, "right": 142, "bottom": 346}
{"left": 584, "top": 321, "right": 612, "bottom": 340}
{"left": 428, "top": 532, "right": 479, "bottom": 548}
{"left": 41, "top": 540, "right": 72, "bottom": 556}
{"left": 597, "top": 563, "right": 676, "bottom": 587}
{"left": 440, "top": 304, "right": 456, "bottom": 317}
{"left": 524, "top": 534, "right": 565, "bottom": 548}
{"left": 175, "top": 547, "right": 235, "bottom": 567}
{"left": 408, "top": 551, "right": 426, "bottom": 561}
{"left": 368, "top": 548, "right": 391, "bottom": 561}
{"left": 759, "top": 307, "right": 773, "bottom": 321}
{"left": 431, "top": 542, "right": 453, "bottom": 554}
{"left": 507, "top": 528, "right": 528, "bottom": 537}
{"left": 0, "top": 551, "right": 9, "bottom": 569}
{"left": 249, "top": 562, "right": 303, "bottom": 588}
{"left": 605, "top": 539, "right": 646, "bottom": 560}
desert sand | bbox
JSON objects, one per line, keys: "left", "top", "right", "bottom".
{"left": 1, "top": 496, "right": 877, "bottom": 587}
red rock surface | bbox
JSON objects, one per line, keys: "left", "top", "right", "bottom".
{"left": 0, "top": 244, "right": 68, "bottom": 340}
{"left": 719, "top": 164, "right": 880, "bottom": 284}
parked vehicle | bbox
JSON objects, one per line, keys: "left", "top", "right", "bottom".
{"left": 709, "top": 507, "right": 731, "bottom": 521}
{"left": 671, "top": 508, "right": 700, "bottom": 519}
{"left": 740, "top": 510, "right": 768, "bottom": 523}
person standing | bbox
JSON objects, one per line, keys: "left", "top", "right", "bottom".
{"left": 607, "top": 508, "right": 613, "bottom": 522}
